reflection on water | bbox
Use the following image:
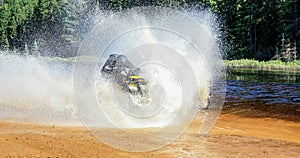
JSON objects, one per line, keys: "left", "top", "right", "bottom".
{"left": 227, "top": 69, "right": 300, "bottom": 84}
{"left": 226, "top": 80, "right": 300, "bottom": 106}
{"left": 225, "top": 69, "right": 300, "bottom": 122}
{"left": 225, "top": 69, "right": 300, "bottom": 119}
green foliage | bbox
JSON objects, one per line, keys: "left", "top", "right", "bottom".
{"left": 225, "top": 59, "right": 300, "bottom": 71}
{"left": 4, "top": 37, "right": 9, "bottom": 51}
{"left": 0, "top": 0, "right": 299, "bottom": 60}
{"left": 0, "top": 0, "right": 39, "bottom": 50}
{"left": 103, "top": 0, "right": 187, "bottom": 10}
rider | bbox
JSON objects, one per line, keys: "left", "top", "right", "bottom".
{"left": 101, "top": 54, "right": 141, "bottom": 92}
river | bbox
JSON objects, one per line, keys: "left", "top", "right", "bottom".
{"left": 225, "top": 69, "right": 300, "bottom": 121}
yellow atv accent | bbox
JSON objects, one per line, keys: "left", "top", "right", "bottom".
{"left": 129, "top": 76, "right": 141, "bottom": 79}
{"left": 129, "top": 83, "right": 137, "bottom": 87}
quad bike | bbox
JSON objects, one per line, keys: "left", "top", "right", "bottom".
{"left": 101, "top": 54, "right": 151, "bottom": 105}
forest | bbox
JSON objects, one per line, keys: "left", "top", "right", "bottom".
{"left": 0, "top": 0, "right": 299, "bottom": 60}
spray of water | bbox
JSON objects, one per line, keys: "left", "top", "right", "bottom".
{"left": 73, "top": 6, "right": 225, "bottom": 151}
{"left": 0, "top": 53, "right": 79, "bottom": 125}
{"left": 0, "top": 6, "right": 225, "bottom": 151}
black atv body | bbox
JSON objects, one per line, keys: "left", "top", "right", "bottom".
{"left": 101, "top": 54, "right": 147, "bottom": 97}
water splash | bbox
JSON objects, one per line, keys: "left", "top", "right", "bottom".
{"left": 73, "top": 6, "right": 225, "bottom": 151}
{"left": 0, "top": 7, "right": 225, "bottom": 132}
{"left": 0, "top": 53, "right": 79, "bottom": 126}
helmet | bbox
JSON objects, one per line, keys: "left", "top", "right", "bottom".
{"left": 117, "top": 55, "right": 127, "bottom": 63}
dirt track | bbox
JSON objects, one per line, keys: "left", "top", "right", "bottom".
{"left": 1, "top": 113, "right": 299, "bottom": 158}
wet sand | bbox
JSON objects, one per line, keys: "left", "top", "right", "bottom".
{"left": 1, "top": 112, "right": 299, "bottom": 158}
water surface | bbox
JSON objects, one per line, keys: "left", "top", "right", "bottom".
{"left": 225, "top": 69, "right": 300, "bottom": 121}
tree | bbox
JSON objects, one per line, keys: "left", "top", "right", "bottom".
{"left": 0, "top": 0, "right": 298, "bottom": 59}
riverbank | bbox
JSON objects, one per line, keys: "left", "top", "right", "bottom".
{"left": 3, "top": 53, "right": 300, "bottom": 72}
{"left": 1, "top": 111, "right": 299, "bottom": 158}
{"left": 225, "top": 59, "right": 300, "bottom": 71}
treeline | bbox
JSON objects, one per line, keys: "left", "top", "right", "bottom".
{"left": 0, "top": 0, "right": 299, "bottom": 60}
{"left": 0, "top": 0, "right": 95, "bottom": 57}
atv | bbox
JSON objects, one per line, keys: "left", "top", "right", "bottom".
{"left": 101, "top": 54, "right": 151, "bottom": 105}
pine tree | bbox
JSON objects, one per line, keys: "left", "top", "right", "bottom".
{"left": 33, "top": 39, "right": 39, "bottom": 56}
{"left": 24, "top": 42, "right": 29, "bottom": 56}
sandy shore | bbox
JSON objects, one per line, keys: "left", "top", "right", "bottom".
{"left": 1, "top": 113, "right": 299, "bottom": 158}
